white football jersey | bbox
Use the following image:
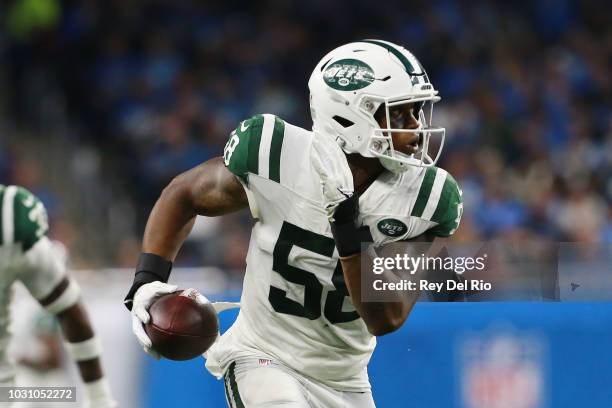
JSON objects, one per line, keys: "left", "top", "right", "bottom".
{"left": 0, "top": 185, "right": 66, "bottom": 384}
{"left": 206, "top": 115, "right": 462, "bottom": 391}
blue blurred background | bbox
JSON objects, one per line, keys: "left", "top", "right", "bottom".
{"left": 1, "top": 0, "right": 610, "bottom": 407}
{"left": 143, "top": 302, "right": 612, "bottom": 408}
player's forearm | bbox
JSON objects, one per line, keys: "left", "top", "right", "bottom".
{"left": 340, "top": 254, "right": 415, "bottom": 336}
{"left": 38, "top": 278, "right": 116, "bottom": 405}
{"left": 328, "top": 196, "right": 411, "bottom": 335}
{"left": 124, "top": 178, "right": 196, "bottom": 309}
{"left": 56, "top": 302, "right": 104, "bottom": 382}
{"left": 56, "top": 302, "right": 116, "bottom": 406}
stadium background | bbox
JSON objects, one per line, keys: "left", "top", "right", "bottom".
{"left": 0, "top": 0, "right": 610, "bottom": 407}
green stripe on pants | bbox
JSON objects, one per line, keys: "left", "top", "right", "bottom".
{"left": 228, "top": 362, "right": 245, "bottom": 408}
{"left": 224, "top": 375, "right": 234, "bottom": 408}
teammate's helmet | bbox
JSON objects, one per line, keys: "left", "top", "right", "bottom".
{"left": 308, "top": 40, "right": 445, "bottom": 172}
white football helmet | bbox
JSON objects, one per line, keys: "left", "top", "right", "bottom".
{"left": 308, "top": 39, "right": 445, "bottom": 172}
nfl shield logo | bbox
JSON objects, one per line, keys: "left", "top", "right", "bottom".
{"left": 460, "top": 327, "right": 546, "bottom": 408}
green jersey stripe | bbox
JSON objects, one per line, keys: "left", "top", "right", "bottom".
{"left": 2, "top": 185, "right": 17, "bottom": 245}
{"left": 431, "top": 176, "right": 457, "bottom": 225}
{"left": 257, "top": 114, "right": 276, "bottom": 179}
{"left": 411, "top": 167, "right": 437, "bottom": 218}
{"left": 224, "top": 115, "right": 265, "bottom": 184}
{"left": 246, "top": 115, "right": 264, "bottom": 175}
{"left": 269, "top": 116, "right": 285, "bottom": 183}
{"left": 421, "top": 169, "right": 448, "bottom": 221}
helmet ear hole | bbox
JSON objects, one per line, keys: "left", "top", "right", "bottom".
{"left": 332, "top": 116, "right": 354, "bottom": 128}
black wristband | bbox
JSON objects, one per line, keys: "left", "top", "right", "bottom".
{"left": 123, "top": 253, "right": 173, "bottom": 311}
{"left": 330, "top": 222, "right": 361, "bottom": 257}
{"left": 330, "top": 195, "right": 361, "bottom": 257}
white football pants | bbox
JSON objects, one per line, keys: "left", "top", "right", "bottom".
{"left": 223, "top": 358, "right": 376, "bottom": 408}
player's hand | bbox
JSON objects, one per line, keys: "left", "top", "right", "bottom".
{"left": 312, "top": 135, "right": 361, "bottom": 257}
{"left": 131, "top": 281, "right": 177, "bottom": 359}
{"left": 312, "top": 135, "right": 354, "bottom": 220}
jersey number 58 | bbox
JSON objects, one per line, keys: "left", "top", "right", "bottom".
{"left": 269, "top": 221, "right": 360, "bottom": 324}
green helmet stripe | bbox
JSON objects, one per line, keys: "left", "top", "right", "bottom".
{"left": 361, "top": 39, "right": 418, "bottom": 74}
{"left": 269, "top": 116, "right": 285, "bottom": 183}
{"left": 411, "top": 167, "right": 437, "bottom": 217}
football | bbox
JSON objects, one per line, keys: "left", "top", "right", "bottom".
{"left": 144, "top": 289, "right": 219, "bottom": 361}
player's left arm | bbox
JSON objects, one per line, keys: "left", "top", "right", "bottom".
{"left": 38, "top": 277, "right": 102, "bottom": 380}
{"left": 328, "top": 172, "right": 463, "bottom": 336}
{"left": 11, "top": 186, "right": 117, "bottom": 407}
{"left": 27, "top": 247, "right": 118, "bottom": 408}
{"left": 337, "top": 233, "right": 447, "bottom": 336}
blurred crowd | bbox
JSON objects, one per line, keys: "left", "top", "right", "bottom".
{"left": 0, "top": 0, "right": 610, "bottom": 271}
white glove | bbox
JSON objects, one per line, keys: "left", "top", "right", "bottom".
{"left": 311, "top": 133, "right": 354, "bottom": 220}
{"left": 131, "top": 281, "right": 177, "bottom": 359}
{"left": 132, "top": 284, "right": 240, "bottom": 360}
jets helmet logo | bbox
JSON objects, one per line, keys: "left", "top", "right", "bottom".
{"left": 377, "top": 218, "right": 407, "bottom": 237}
{"left": 323, "top": 59, "right": 375, "bottom": 91}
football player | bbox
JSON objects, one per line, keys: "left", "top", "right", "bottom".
{"left": 125, "top": 40, "right": 462, "bottom": 407}
{"left": 0, "top": 185, "right": 117, "bottom": 407}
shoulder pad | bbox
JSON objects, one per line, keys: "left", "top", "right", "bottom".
{"left": 410, "top": 167, "right": 463, "bottom": 237}
{"left": 0, "top": 185, "right": 49, "bottom": 250}
{"left": 223, "top": 114, "right": 286, "bottom": 184}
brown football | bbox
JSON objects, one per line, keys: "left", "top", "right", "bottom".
{"left": 144, "top": 290, "right": 219, "bottom": 360}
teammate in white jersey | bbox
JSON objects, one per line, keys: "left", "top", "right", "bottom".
{"left": 0, "top": 185, "right": 117, "bottom": 407}
{"left": 125, "top": 40, "right": 462, "bottom": 407}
